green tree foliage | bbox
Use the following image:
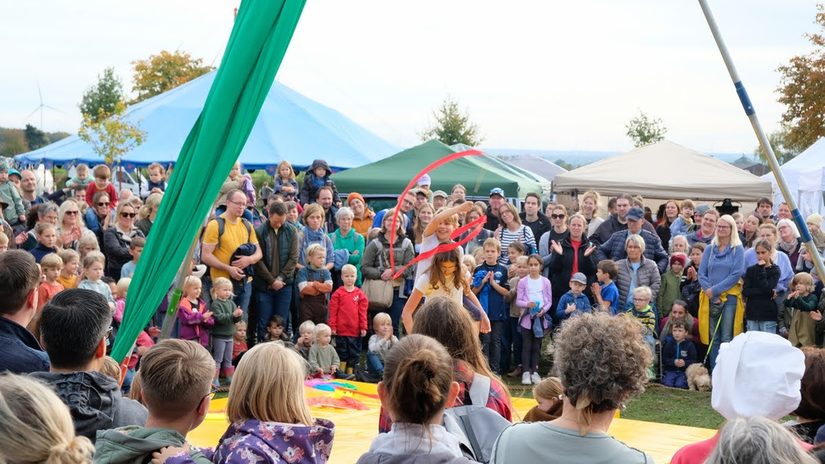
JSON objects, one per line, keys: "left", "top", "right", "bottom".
{"left": 131, "top": 50, "right": 213, "bottom": 103}
{"left": 776, "top": 4, "right": 825, "bottom": 153}
{"left": 78, "top": 102, "right": 146, "bottom": 165}
{"left": 79, "top": 68, "right": 126, "bottom": 123}
{"left": 625, "top": 110, "right": 668, "bottom": 147}
{"left": 24, "top": 124, "right": 49, "bottom": 151}
{"left": 0, "top": 129, "right": 28, "bottom": 155}
{"left": 753, "top": 129, "right": 799, "bottom": 164}
{"left": 420, "top": 97, "right": 483, "bottom": 146}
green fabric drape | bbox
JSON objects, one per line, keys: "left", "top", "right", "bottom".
{"left": 111, "top": 0, "right": 306, "bottom": 361}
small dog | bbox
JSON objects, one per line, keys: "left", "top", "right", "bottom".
{"left": 686, "top": 363, "right": 711, "bottom": 391}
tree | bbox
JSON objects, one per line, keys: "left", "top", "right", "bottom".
{"left": 131, "top": 50, "right": 213, "bottom": 103}
{"left": 776, "top": 4, "right": 825, "bottom": 153}
{"left": 78, "top": 102, "right": 146, "bottom": 166}
{"left": 24, "top": 124, "right": 49, "bottom": 151}
{"left": 0, "top": 129, "right": 27, "bottom": 156}
{"left": 79, "top": 68, "right": 126, "bottom": 123}
{"left": 625, "top": 110, "right": 668, "bottom": 147}
{"left": 754, "top": 129, "right": 799, "bottom": 164}
{"left": 420, "top": 97, "right": 483, "bottom": 146}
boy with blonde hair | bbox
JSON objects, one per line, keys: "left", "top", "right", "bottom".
{"left": 37, "top": 253, "right": 64, "bottom": 312}
{"left": 308, "top": 323, "right": 342, "bottom": 377}
{"left": 57, "top": 249, "right": 80, "bottom": 289}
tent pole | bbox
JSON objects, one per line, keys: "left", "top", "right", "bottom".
{"left": 697, "top": 0, "right": 825, "bottom": 280}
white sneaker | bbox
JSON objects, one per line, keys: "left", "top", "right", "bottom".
{"left": 531, "top": 372, "right": 542, "bottom": 384}
{"left": 521, "top": 372, "right": 532, "bottom": 385}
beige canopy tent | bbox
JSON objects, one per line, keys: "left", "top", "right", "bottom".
{"left": 552, "top": 140, "right": 772, "bottom": 201}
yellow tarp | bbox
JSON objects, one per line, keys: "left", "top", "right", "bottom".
{"left": 189, "top": 381, "right": 715, "bottom": 463}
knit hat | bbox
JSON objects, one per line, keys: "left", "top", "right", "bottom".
{"left": 669, "top": 253, "right": 687, "bottom": 267}
{"left": 711, "top": 332, "right": 805, "bottom": 420}
{"left": 807, "top": 213, "right": 823, "bottom": 228}
{"left": 347, "top": 192, "right": 365, "bottom": 206}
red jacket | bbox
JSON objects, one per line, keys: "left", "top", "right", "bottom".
{"left": 85, "top": 182, "right": 119, "bottom": 208}
{"left": 329, "top": 286, "right": 368, "bottom": 337}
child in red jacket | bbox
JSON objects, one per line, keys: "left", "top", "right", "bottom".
{"left": 329, "top": 264, "right": 368, "bottom": 374}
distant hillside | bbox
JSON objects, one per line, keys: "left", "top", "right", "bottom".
{"left": 0, "top": 126, "right": 70, "bottom": 157}
{"left": 485, "top": 147, "right": 747, "bottom": 169}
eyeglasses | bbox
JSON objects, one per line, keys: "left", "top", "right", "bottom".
{"left": 65, "top": 210, "right": 79, "bottom": 215}
{"left": 551, "top": 214, "right": 566, "bottom": 219}
{"left": 633, "top": 298, "right": 649, "bottom": 302}
{"left": 97, "top": 202, "right": 110, "bottom": 207}
{"left": 120, "top": 212, "right": 137, "bottom": 218}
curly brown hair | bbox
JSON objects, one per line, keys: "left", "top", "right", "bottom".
{"left": 554, "top": 312, "right": 651, "bottom": 435}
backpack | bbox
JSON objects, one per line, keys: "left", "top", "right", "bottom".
{"left": 443, "top": 374, "right": 512, "bottom": 463}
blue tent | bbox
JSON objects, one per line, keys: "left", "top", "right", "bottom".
{"left": 15, "top": 71, "right": 398, "bottom": 171}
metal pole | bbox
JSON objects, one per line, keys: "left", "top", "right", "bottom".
{"left": 158, "top": 233, "right": 200, "bottom": 340}
{"left": 697, "top": 0, "right": 825, "bottom": 280}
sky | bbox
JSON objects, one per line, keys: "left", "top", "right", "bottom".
{"left": 0, "top": 1, "right": 820, "bottom": 155}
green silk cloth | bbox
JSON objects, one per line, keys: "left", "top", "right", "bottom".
{"left": 111, "top": 0, "right": 306, "bottom": 361}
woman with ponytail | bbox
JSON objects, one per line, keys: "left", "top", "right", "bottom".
{"left": 0, "top": 373, "right": 95, "bottom": 464}
{"left": 358, "top": 334, "right": 476, "bottom": 464}
{"left": 491, "top": 313, "right": 654, "bottom": 464}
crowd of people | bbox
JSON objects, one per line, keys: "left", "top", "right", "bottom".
{"left": 2, "top": 155, "right": 825, "bottom": 463}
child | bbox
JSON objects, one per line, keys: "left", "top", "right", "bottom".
{"left": 0, "top": 162, "right": 25, "bottom": 227}
{"left": 591, "top": 259, "right": 620, "bottom": 315}
{"left": 505, "top": 255, "right": 529, "bottom": 378}
{"left": 472, "top": 238, "right": 510, "bottom": 374}
{"left": 57, "top": 249, "right": 80, "bottom": 289}
{"left": 177, "top": 275, "right": 214, "bottom": 349}
{"left": 658, "top": 253, "right": 686, "bottom": 318}
{"left": 77, "top": 233, "right": 100, "bottom": 262}
{"left": 782, "top": 272, "right": 819, "bottom": 347}
{"left": 152, "top": 342, "right": 335, "bottom": 464}
{"left": 66, "top": 163, "right": 93, "bottom": 195}
{"left": 506, "top": 241, "right": 527, "bottom": 278}
{"left": 37, "top": 253, "right": 64, "bottom": 313}
{"left": 742, "top": 238, "right": 781, "bottom": 334}
{"left": 294, "top": 320, "right": 315, "bottom": 362}
{"left": 119, "top": 236, "right": 145, "bottom": 279}
{"left": 30, "top": 222, "right": 59, "bottom": 263}
{"left": 296, "top": 243, "right": 333, "bottom": 324}
{"left": 626, "top": 286, "right": 659, "bottom": 359}
{"left": 85, "top": 164, "right": 118, "bottom": 208}
{"left": 77, "top": 251, "right": 115, "bottom": 309}
{"left": 300, "top": 158, "right": 339, "bottom": 205}
{"left": 232, "top": 320, "right": 248, "bottom": 366}
{"left": 145, "top": 162, "right": 167, "bottom": 195}
{"left": 308, "top": 323, "right": 342, "bottom": 378}
{"left": 297, "top": 203, "right": 334, "bottom": 269}
{"left": 516, "top": 254, "right": 553, "bottom": 385}
{"left": 681, "top": 242, "right": 706, "bottom": 317}
{"left": 285, "top": 201, "right": 301, "bottom": 229}
{"left": 660, "top": 321, "right": 697, "bottom": 389}
{"left": 555, "top": 272, "right": 592, "bottom": 322}
{"left": 669, "top": 199, "right": 695, "bottom": 237}
{"left": 366, "top": 312, "right": 398, "bottom": 377}
{"left": 265, "top": 315, "right": 292, "bottom": 345}
{"left": 329, "top": 264, "right": 368, "bottom": 373}
{"left": 523, "top": 376, "right": 564, "bottom": 422}
{"left": 0, "top": 232, "right": 8, "bottom": 253}
{"left": 113, "top": 277, "right": 131, "bottom": 326}
{"left": 274, "top": 160, "right": 299, "bottom": 202}
{"left": 210, "top": 277, "right": 244, "bottom": 387}
{"left": 95, "top": 340, "right": 214, "bottom": 464}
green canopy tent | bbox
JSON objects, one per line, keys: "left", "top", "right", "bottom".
{"left": 332, "top": 140, "right": 549, "bottom": 198}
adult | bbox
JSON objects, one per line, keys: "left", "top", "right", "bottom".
{"left": 657, "top": 199, "right": 679, "bottom": 250}
{"left": 776, "top": 218, "right": 803, "bottom": 269}
{"left": 742, "top": 213, "right": 760, "bottom": 248}
{"left": 546, "top": 213, "right": 598, "bottom": 312}
{"left": 615, "top": 234, "right": 661, "bottom": 309}
{"left": 412, "top": 203, "right": 436, "bottom": 253}
{"left": 135, "top": 192, "right": 162, "bottom": 237}
{"left": 16, "top": 201, "right": 58, "bottom": 250}
{"left": 17, "top": 169, "right": 69, "bottom": 213}
{"left": 0, "top": 251, "right": 49, "bottom": 373}
{"left": 579, "top": 190, "right": 604, "bottom": 237}
{"left": 777, "top": 202, "right": 793, "bottom": 221}
{"left": 56, "top": 199, "right": 90, "bottom": 250}
{"left": 519, "top": 193, "right": 550, "bottom": 244}
{"left": 590, "top": 194, "right": 656, "bottom": 245}
{"left": 451, "top": 184, "right": 466, "bottom": 203}
{"left": 252, "top": 202, "right": 299, "bottom": 344}
{"left": 698, "top": 214, "right": 745, "bottom": 371}
{"left": 686, "top": 209, "right": 719, "bottom": 246}
{"left": 538, "top": 204, "right": 570, "bottom": 263}
{"left": 372, "top": 191, "right": 415, "bottom": 239}
{"left": 785, "top": 347, "right": 825, "bottom": 444}
{"left": 460, "top": 204, "right": 492, "bottom": 256}
{"left": 492, "top": 312, "right": 653, "bottom": 463}
{"left": 103, "top": 202, "right": 145, "bottom": 279}
{"left": 329, "top": 206, "right": 366, "bottom": 286}
{"left": 201, "top": 189, "right": 262, "bottom": 313}
{"left": 413, "top": 188, "right": 430, "bottom": 212}
{"left": 346, "top": 192, "right": 374, "bottom": 239}
{"left": 484, "top": 188, "right": 507, "bottom": 231}
{"left": 755, "top": 197, "right": 775, "bottom": 224}
{"left": 432, "top": 190, "right": 449, "bottom": 210}
{"left": 495, "top": 203, "right": 536, "bottom": 265}
{"left": 596, "top": 207, "right": 669, "bottom": 273}
{"left": 361, "top": 209, "right": 415, "bottom": 336}
{"left": 316, "top": 186, "right": 339, "bottom": 233}
{"left": 376, "top": 296, "right": 512, "bottom": 432}
{"left": 85, "top": 191, "right": 113, "bottom": 247}
{"left": 706, "top": 416, "right": 818, "bottom": 464}
{"left": 30, "top": 289, "right": 148, "bottom": 441}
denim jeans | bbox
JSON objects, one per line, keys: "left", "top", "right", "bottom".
{"left": 388, "top": 291, "right": 406, "bottom": 337}
{"left": 254, "top": 286, "right": 294, "bottom": 343}
{"left": 234, "top": 280, "right": 252, "bottom": 317}
{"left": 746, "top": 319, "right": 777, "bottom": 335}
{"left": 708, "top": 295, "right": 737, "bottom": 372}
{"left": 366, "top": 351, "right": 384, "bottom": 376}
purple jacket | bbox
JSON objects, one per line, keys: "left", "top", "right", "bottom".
{"left": 177, "top": 298, "right": 214, "bottom": 347}
{"left": 516, "top": 276, "right": 553, "bottom": 330}
{"left": 167, "top": 418, "right": 335, "bottom": 464}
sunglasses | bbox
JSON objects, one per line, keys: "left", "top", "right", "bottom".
{"left": 65, "top": 210, "right": 79, "bottom": 215}
{"left": 97, "top": 202, "right": 110, "bottom": 207}
{"left": 120, "top": 212, "right": 137, "bottom": 218}
{"left": 551, "top": 214, "right": 566, "bottom": 219}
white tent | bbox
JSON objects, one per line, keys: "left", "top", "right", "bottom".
{"left": 505, "top": 155, "right": 567, "bottom": 183}
{"left": 552, "top": 140, "right": 772, "bottom": 201}
{"left": 762, "top": 137, "right": 825, "bottom": 212}
{"left": 798, "top": 166, "right": 825, "bottom": 216}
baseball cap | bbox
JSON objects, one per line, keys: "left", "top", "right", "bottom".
{"left": 7, "top": 169, "right": 21, "bottom": 180}
{"left": 626, "top": 207, "right": 644, "bottom": 221}
{"left": 489, "top": 187, "right": 505, "bottom": 198}
{"left": 570, "top": 272, "right": 587, "bottom": 285}
{"left": 432, "top": 190, "right": 448, "bottom": 199}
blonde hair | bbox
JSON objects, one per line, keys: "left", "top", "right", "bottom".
{"left": 140, "top": 339, "right": 215, "bottom": 420}
{"left": 139, "top": 192, "right": 163, "bottom": 220}
{"left": 210, "top": 276, "right": 232, "bottom": 299}
{"left": 791, "top": 272, "right": 814, "bottom": 294}
{"left": 714, "top": 214, "right": 743, "bottom": 248}
{"left": 184, "top": 275, "right": 202, "bottom": 291}
{"left": 0, "top": 233, "right": 8, "bottom": 247}
{"left": 115, "top": 277, "right": 131, "bottom": 299}
{"left": 533, "top": 376, "right": 563, "bottom": 401}
{"left": 0, "top": 373, "right": 94, "bottom": 463}
{"left": 228, "top": 342, "right": 313, "bottom": 425}
{"left": 276, "top": 160, "right": 295, "bottom": 180}
{"left": 314, "top": 323, "right": 332, "bottom": 338}
{"left": 373, "top": 312, "right": 391, "bottom": 329}
{"left": 302, "top": 203, "right": 324, "bottom": 223}
{"left": 341, "top": 263, "right": 357, "bottom": 275}
{"left": 483, "top": 237, "right": 501, "bottom": 252}
{"left": 147, "top": 162, "right": 165, "bottom": 175}
{"left": 99, "top": 356, "right": 122, "bottom": 383}
{"left": 82, "top": 251, "right": 105, "bottom": 269}
{"left": 299, "top": 320, "right": 316, "bottom": 335}
{"left": 58, "top": 248, "right": 80, "bottom": 267}
{"left": 633, "top": 285, "right": 652, "bottom": 300}
{"left": 77, "top": 234, "right": 100, "bottom": 259}
{"left": 40, "top": 252, "right": 64, "bottom": 271}
{"left": 306, "top": 243, "right": 326, "bottom": 259}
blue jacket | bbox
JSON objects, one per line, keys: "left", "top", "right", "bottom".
{"left": 661, "top": 337, "right": 697, "bottom": 373}
{"left": 596, "top": 229, "right": 669, "bottom": 273}
{"left": 0, "top": 316, "right": 49, "bottom": 374}
{"left": 698, "top": 243, "right": 745, "bottom": 297}
{"left": 555, "top": 291, "right": 592, "bottom": 322}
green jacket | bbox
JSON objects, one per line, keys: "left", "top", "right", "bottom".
{"left": 94, "top": 426, "right": 210, "bottom": 464}
{"left": 657, "top": 270, "right": 683, "bottom": 318}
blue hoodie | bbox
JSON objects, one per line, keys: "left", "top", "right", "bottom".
{"left": 555, "top": 291, "right": 592, "bottom": 322}
{"left": 698, "top": 243, "right": 745, "bottom": 297}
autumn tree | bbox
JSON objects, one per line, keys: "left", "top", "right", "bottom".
{"left": 625, "top": 110, "right": 668, "bottom": 147}
{"left": 78, "top": 102, "right": 146, "bottom": 166}
{"left": 79, "top": 68, "right": 126, "bottom": 123}
{"left": 131, "top": 50, "right": 213, "bottom": 103}
{"left": 420, "top": 97, "right": 483, "bottom": 146}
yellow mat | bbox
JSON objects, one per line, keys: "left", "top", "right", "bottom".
{"left": 189, "top": 381, "right": 715, "bottom": 463}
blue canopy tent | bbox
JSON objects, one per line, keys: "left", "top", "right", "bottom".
{"left": 15, "top": 71, "right": 397, "bottom": 171}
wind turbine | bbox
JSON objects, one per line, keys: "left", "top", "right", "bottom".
{"left": 26, "top": 83, "right": 62, "bottom": 131}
